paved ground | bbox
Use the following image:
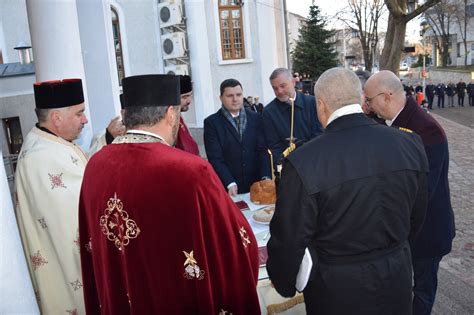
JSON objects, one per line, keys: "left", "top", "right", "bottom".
{"left": 429, "top": 100, "right": 474, "bottom": 129}
{"left": 429, "top": 110, "right": 474, "bottom": 314}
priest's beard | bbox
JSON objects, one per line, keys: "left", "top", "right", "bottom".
{"left": 171, "top": 111, "right": 180, "bottom": 146}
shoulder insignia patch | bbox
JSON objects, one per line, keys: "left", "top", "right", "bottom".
{"left": 399, "top": 127, "right": 413, "bottom": 133}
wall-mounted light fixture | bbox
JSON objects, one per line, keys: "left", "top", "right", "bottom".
{"left": 14, "top": 41, "right": 33, "bottom": 65}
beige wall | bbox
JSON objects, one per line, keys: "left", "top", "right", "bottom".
{"left": 273, "top": 0, "right": 287, "bottom": 68}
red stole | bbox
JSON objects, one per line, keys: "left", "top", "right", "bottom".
{"left": 176, "top": 117, "right": 200, "bottom": 155}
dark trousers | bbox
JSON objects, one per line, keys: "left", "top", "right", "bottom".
{"left": 437, "top": 96, "right": 444, "bottom": 108}
{"left": 428, "top": 96, "right": 434, "bottom": 109}
{"left": 447, "top": 96, "right": 454, "bottom": 106}
{"left": 305, "top": 244, "right": 412, "bottom": 315}
{"left": 469, "top": 94, "right": 474, "bottom": 106}
{"left": 412, "top": 256, "right": 442, "bottom": 315}
{"left": 458, "top": 95, "right": 465, "bottom": 106}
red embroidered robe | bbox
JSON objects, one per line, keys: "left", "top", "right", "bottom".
{"left": 175, "top": 117, "right": 200, "bottom": 155}
{"left": 79, "top": 139, "right": 260, "bottom": 314}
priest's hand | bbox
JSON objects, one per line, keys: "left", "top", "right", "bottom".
{"left": 107, "top": 116, "right": 126, "bottom": 138}
{"left": 228, "top": 184, "right": 238, "bottom": 197}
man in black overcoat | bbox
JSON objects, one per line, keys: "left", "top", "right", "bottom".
{"left": 267, "top": 68, "right": 429, "bottom": 315}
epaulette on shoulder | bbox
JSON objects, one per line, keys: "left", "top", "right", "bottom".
{"left": 398, "top": 127, "right": 413, "bottom": 133}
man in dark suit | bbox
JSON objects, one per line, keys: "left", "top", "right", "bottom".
{"left": 456, "top": 79, "right": 466, "bottom": 107}
{"left": 436, "top": 83, "right": 446, "bottom": 108}
{"left": 263, "top": 68, "right": 323, "bottom": 167}
{"left": 446, "top": 81, "right": 456, "bottom": 107}
{"left": 204, "top": 79, "right": 270, "bottom": 196}
{"left": 365, "top": 70, "right": 456, "bottom": 315}
{"left": 252, "top": 96, "right": 264, "bottom": 113}
{"left": 267, "top": 68, "right": 429, "bottom": 315}
{"left": 468, "top": 80, "right": 474, "bottom": 106}
{"left": 425, "top": 80, "right": 436, "bottom": 109}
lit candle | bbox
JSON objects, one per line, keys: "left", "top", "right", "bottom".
{"left": 289, "top": 97, "right": 295, "bottom": 144}
{"left": 267, "top": 149, "right": 275, "bottom": 181}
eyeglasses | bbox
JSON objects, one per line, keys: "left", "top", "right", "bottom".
{"left": 365, "top": 92, "right": 392, "bottom": 106}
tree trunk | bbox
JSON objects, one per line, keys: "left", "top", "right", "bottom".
{"left": 442, "top": 41, "right": 450, "bottom": 66}
{"left": 379, "top": 14, "right": 406, "bottom": 74}
{"left": 464, "top": 43, "right": 469, "bottom": 66}
{"left": 464, "top": 0, "right": 468, "bottom": 66}
{"left": 361, "top": 41, "right": 373, "bottom": 72}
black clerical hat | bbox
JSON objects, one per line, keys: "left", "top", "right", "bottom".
{"left": 119, "top": 93, "right": 125, "bottom": 109}
{"left": 180, "top": 75, "right": 192, "bottom": 94}
{"left": 122, "top": 74, "right": 180, "bottom": 107}
{"left": 33, "top": 79, "right": 84, "bottom": 109}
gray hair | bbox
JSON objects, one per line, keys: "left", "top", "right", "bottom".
{"left": 35, "top": 107, "right": 70, "bottom": 123}
{"left": 35, "top": 108, "right": 51, "bottom": 123}
{"left": 314, "top": 68, "right": 362, "bottom": 111}
{"left": 269, "top": 68, "right": 292, "bottom": 81}
{"left": 123, "top": 105, "right": 180, "bottom": 129}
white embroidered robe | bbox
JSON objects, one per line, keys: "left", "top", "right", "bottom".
{"left": 15, "top": 126, "right": 88, "bottom": 314}
{"left": 88, "top": 131, "right": 107, "bottom": 157}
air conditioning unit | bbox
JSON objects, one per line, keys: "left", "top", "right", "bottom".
{"left": 158, "top": 2, "right": 183, "bottom": 28}
{"left": 164, "top": 64, "right": 189, "bottom": 75}
{"left": 161, "top": 32, "right": 187, "bottom": 59}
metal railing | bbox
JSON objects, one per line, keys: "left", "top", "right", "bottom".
{"left": 3, "top": 154, "right": 18, "bottom": 202}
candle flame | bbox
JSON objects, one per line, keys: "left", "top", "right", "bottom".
{"left": 267, "top": 149, "right": 272, "bottom": 155}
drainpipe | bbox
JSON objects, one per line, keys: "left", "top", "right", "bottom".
{"left": 282, "top": 0, "right": 291, "bottom": 69}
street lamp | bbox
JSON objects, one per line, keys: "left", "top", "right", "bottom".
{"left": 371, "top": 39, "right": 377, "bottom": 73}
{"left": 420, "top": 20, "right": 428, "bottom": 101}
{"left": 408, "top": 0, "right": 418, "bottom": 14}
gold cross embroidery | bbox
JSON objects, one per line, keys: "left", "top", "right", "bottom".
{"left": 183, "top": 250, "right": 197, "bottom": 266}
{"left": 239, "top": 226, "right": 251, "bottom": 248}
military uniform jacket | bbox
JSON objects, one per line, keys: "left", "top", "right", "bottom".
{"left": 456, "top": 82, "right": 466, "bottom": 96}
{"left": 467, "top": 83, "right": 474, "bottom": 95}
{"left": 267, "top": 113, "right": 429, "bottom": 315}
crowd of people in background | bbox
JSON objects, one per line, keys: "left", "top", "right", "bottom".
{"left": 243, "top": 95, "right": 264, "bottom": 113}
{"left": 401, "top": 78, "right": 474, "bottom": 109}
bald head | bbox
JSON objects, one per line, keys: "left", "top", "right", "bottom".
{"left": 365, "top": 70, "right": 404, "bottom": 96}
{"left": 363, "top": 70, "right": 406, "bottom": 120}
{"left": 314, "top": 67, "right": 362, "bottom": 111}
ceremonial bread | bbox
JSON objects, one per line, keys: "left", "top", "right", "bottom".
{"left": 250, "top": 179, "right": 276, "bottom": 205}
{"left": 252, "top": 206, "right": 275, "bottom": 223}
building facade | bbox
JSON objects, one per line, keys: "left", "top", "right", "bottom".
{"left": 0, "top": 0, "right": 289, "bottom": 155}
{"left": 424, "top": 2, "right": 474, "bottom": 67}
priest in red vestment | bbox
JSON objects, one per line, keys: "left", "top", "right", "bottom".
{"left": 79, "top": 74, "right": 260, "bottom": 314}
{"left": 175, "top": 75, "right": 200, "bottom": 155}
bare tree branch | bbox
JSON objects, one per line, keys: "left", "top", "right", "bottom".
{"left": 345, "top": 0, "right": 386, "bottom": 71}
{"left": 404, "top": 0, "right": 441, "bottom": 22}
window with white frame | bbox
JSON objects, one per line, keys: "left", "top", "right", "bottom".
{"left": 111, "top": 7, "right": 125, "bottom": 85}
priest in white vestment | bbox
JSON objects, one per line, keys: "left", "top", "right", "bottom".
{"left": 15, "top": 79, "right": 88, "bottom": 314}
